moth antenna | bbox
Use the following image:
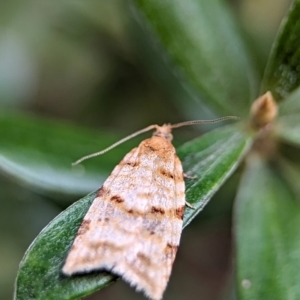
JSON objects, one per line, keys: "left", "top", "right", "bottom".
{"left": 170, "top": 116, "right": 239, "bottom": 129}
{"left": 73, "top": 116, "right": 239, "bottom": 165}
{"left": 72, "top": 125, "right": 158, "bottom": 165}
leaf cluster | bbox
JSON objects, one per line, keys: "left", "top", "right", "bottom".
{"left": 7, "top": 1, "right": 300, "bottom": 299}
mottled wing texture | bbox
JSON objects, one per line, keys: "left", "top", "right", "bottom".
{"left": 62, "top": 136, "right": 185, "bottom": 300}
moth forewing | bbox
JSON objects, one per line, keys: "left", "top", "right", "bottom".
{"left": 63, "top": 125, "right": 185, "bottom": 300}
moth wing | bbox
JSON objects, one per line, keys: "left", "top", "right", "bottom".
{"left": 62, "top": 138, "right": 185, "bottom": 300}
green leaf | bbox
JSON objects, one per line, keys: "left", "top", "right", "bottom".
{"left": 14, "top": 191, "right": 117, "bottom": 300}
{"left": 180, "top": 124, "right": 253, "bottom": 226}
{"left": 132, "top": 0, "right": 258, "bottom": 116}
{"left": 278, "top": 86, "right": 300, "bottom": 116}
{"left": 0, "top": 177, "right": 60, "bottom": 300}
{"left": 261, "top": 0, "right": 300, "bottom": 100}
{"left": 235, "top": 155, "right": 300, "bottom": 300}
{"left": 275, "top": 87, "right": 300, "bottom": 145}
{"left": 276, "top": 114, "right": 300, "bottom": 146}
{"left": 0, "top": 112, "right": 135, "bottom": 199}
{"left": 278, "top": 157, "right": 300, "bottom": 200}
{"left": 15, "top": 124, "right": 252, "bottom": 300}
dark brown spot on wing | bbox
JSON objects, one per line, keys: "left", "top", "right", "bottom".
{"left": 110, "top": 195, "right": 125, "bottom": 203}
{"left": 159, "top": 168, "right": 174, "bottom": 179}
{"left": 175, "top": 206, "right": 185, "bottom": 220}
{"left": 77, "top": 219, "right": 91, "bottom": 236}
{"left": 166, "top": 243, "right": 178, "bottom": 251}
{"left": 97, "top": 186, "right": 108, "bottom": 197}
{"left": 123, "top": 161, "right": 139, "bottom": 167}
{"left": 125, "top": 206, "right": 185, "bottom": 219}
{"left": 165, "top": 243, "right": 179, "bottom": 261}
{"left": 137, "top": 252, "right": 151, "bottom": 266}
{"left": 151, "top": 206, "right": 165, "bottom": 214}
{"left": 125, "top": 209, "right": 144, "bottom": 218}
{"left": 148, "top": 145, "right": 156, "bottom": 152}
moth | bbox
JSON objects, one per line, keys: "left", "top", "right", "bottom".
{"left": 62, "top": 117, "right": 238, "bottom": 300}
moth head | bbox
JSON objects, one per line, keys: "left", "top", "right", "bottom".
{"left": 153, "top": 124, "right": 173, "bottom": 141}
{"left": 72, "top": 117, "right": 239, "bottom": 165}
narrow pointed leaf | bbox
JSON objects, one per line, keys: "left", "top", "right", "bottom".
{"left": 0, "top": 112, "right": 135, "bottom": 199}
{"left": 276, "top": 87, "right": 300, "bottom": 145}
{"left": 15, "top": 124, "right": 252, "bottom": 300}
{"left": 180, "top": 124, "right": 253, "bottom": 226}
{"left": 261, "top": 0, "right": 300, "bottom": 100}
{"left": 278, "top": 86, "right": 300, "bottom": 115}
{"left": 278, "top": 157, "right": 300, "bottom": 200}
{"left": 235, "top": 156, "right": 300, "bottom": 300}
{"left": 276, "top": 114, "right": 300, "bottom": 146}
{"left": 14, "top": 191, "right": 118, "bottom": 300}
{"left": 132, "top": 0, "right": 258, "bottom": 116}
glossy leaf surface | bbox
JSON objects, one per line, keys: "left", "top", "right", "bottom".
{"left": 262, "top": 0, "right": 300, "bottom": 100}
{"left": 235, "top": 156, "right": 300, "bottom": 300}
{"left": 133, "top": 0, "right": 258, "bottom": 116}
{"left": 276, "top": 87, "right": 300, "bottom": 146}
{"left": 0, "top": 112, "right": 136, "bottom": 199}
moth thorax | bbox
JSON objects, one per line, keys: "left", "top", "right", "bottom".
{"left": 153, "top": 125, "right": 173, "bottom": 141}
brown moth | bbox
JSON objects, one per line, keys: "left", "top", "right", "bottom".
{"left": 62, "top": 117, "right": 238, "bottom": 300}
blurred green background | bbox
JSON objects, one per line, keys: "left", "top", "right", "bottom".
{"left": 0, "top": 0, "right": 292, "bottom": 299}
